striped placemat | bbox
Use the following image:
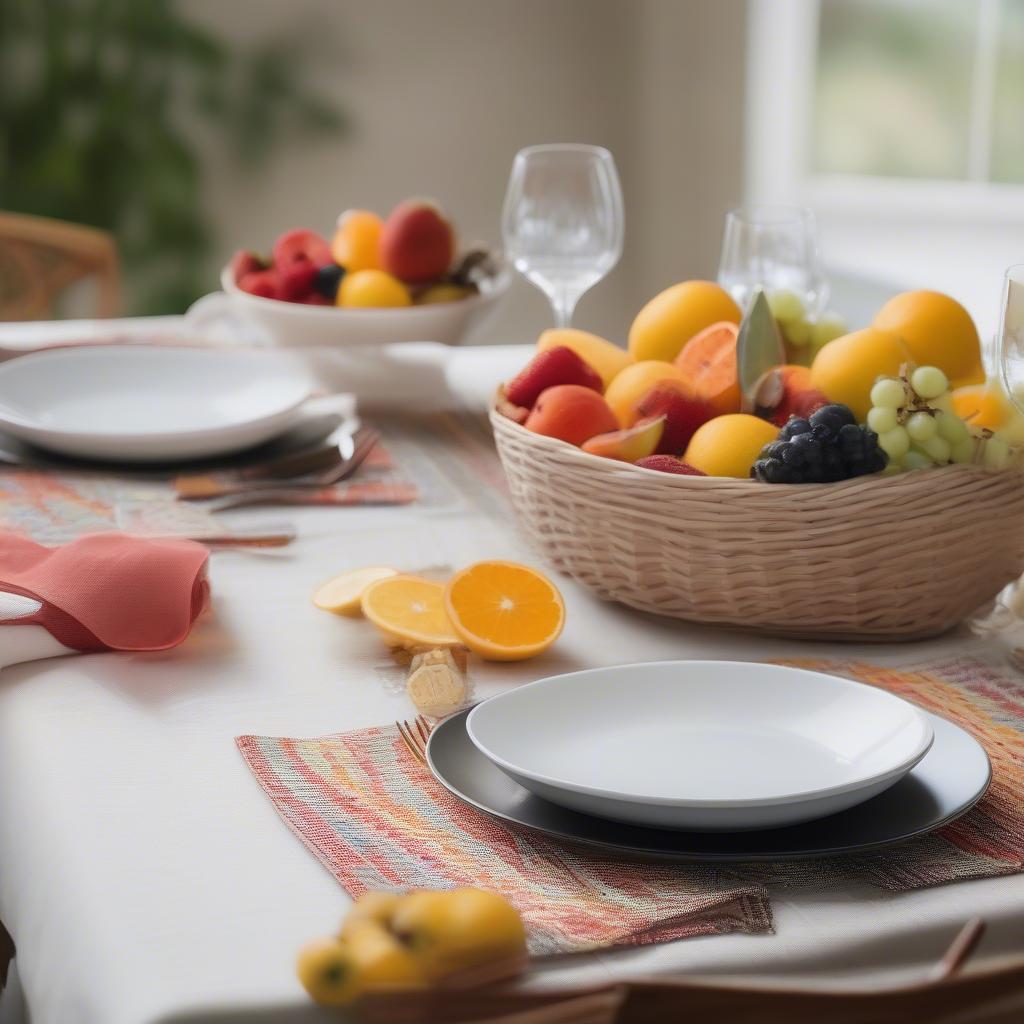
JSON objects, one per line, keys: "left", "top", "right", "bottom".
{"left": 237, "top": 655, "right": 1024, "bottom": 954}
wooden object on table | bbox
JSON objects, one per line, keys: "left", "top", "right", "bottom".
{"left": 406, "top": 646, "right": 468, "bottom": 718}
{"left": 0, "top": 211, "right": 120, "bottom": 320}
{"left": 492, "top": 406, "right": 1024, "bottom": 641}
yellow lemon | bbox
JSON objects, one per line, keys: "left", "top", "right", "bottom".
{"left": 684, "top": 414, "right": 778, "bottom": 478}
{"left": 810, "top": 327, "right": 912, "bottom": 421}
{"left": 312, "top": 566, "right": 398, "bottom": 617}
{"left": 629, "top": 281, "right": 741, "bottom": 363}
{"left": 338, "top": 269, "right": 411, "bottom": 308}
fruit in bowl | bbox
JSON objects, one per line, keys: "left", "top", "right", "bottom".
{"left": 190, "top": 198, "right": 510, "bottom": 348}
{"left": 496, "top": 279, "right": 1023, "bottom": 482}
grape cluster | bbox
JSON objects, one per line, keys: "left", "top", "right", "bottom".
{"left": 767, "top": 289, "right": 847, "bottom": 364}
{"left": 867, "top": 367, "right": 977, "bottom": 472}
{"left": 752, "top": 404, "right": 887, "bottom": 484}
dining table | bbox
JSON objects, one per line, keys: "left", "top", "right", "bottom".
{"left": 0, "top": 316, "right": 1022, "bottom": 1024}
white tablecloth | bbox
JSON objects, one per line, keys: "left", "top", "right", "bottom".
{"left": 0, "top": 321, "right": 1022, "bottom": 1024}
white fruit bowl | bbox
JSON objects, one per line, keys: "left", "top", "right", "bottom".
{"left": 185, "top": 263, "right": 511, "bottom": 349}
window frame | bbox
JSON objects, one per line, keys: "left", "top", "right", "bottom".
{"left": 745, "top": 0, "right": 1024, "bottom": 224}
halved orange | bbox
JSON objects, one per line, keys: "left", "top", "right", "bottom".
{"left": 312, "top": 566, "right": 398, "bottom": 616}
{"left": 444, "top": 561, "right": 564, "bottom": 661}
{"left": 361, "top": 575, "right": 459, "bottom": 649}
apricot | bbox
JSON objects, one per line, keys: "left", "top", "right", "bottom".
{"left": 674, "top": 321, "right": 741, "bottom": 416}
{"left": 629, "top": 280, "right": 741, "bottom": 363}
{"left": 524, "top": 384, "right": 618, "bottom": 445}
{"left": 873, "top": 290, "right": 984, "bottom": 390}
{"left": 331, "top": 210, "right": 383, "bottom": 272}
{"left": 389, "top": 888, "right": 527, "bottom": 981}
{"left": 603, "top": 360, "right": 688, "bottom": 427}
{"left": 810, "top": 327, "right": 911, "bottom": 421}
{"left": 338, "top": 269, "right": 412, "bottom": 308}
{"left": 684, "top": 414, "right": 778, "bottom": 478}
{"left": 380, "top": 200, "right": 455, "bottom": 283}
{"left": 582, "top": 416, "right": 665, "bottom": 461}
{"left": 537, "top": 328, "right": 633, "bottom": 390}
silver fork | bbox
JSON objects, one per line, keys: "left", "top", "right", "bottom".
{"left": 396, "top": 715, "right": 432, "bottom": 764}
{"left": 200, "top": 427, "right": 380, "bottom": 512}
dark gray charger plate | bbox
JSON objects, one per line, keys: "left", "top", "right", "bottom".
{"left": 426, "top": 709, "right": 990, "bottom": 861}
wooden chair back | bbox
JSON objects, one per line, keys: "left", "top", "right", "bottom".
{"left": 0, "top": 211, "right": 121, "bottom": 320}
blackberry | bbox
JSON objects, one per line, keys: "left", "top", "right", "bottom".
{"left": 313, "top": 262, "right": 346, "bottom": 299}
{"left": 752, "top": 403, "right": 888, "bottom": 484}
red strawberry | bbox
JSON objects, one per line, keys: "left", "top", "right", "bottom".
{"left": 634, "top": 385, "right": 714, "bottom": 454}
{"left": 238, "top": 269, "right": 281, "bottom": 299}
{"left": 279, "top": 258, "right": 318, "bottom": 301}
{"left": 506, "top": 346, "right": 603, "bottom": 409}
{"left": 272, "top": 229, "right": 332, "bottom": 270}
{"left": 229, "top": 249, "right": 266, "bottom": 281}
{"left": 634, "top": 455, "right": 706, "bottom": 475}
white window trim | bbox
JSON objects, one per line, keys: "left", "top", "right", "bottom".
{"left": 745, "top": 0, "right": 1024, "bottom": 225}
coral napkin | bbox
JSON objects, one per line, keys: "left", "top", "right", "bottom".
{"left": 0, "top": 532, "right": 209, "bottom": 652}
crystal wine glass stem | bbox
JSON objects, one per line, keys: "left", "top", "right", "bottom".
{"left": 549, "top": 285, "right": 578, "bottom": 329}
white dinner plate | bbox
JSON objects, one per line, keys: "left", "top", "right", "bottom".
{"left": 466, "top": 661, "right": 934, "bottom": 831}
{"left": 0, "top": 345, "right": 314, "bottom": 461}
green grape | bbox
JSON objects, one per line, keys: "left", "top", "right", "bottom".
{"left": 919, "top": 435, "right": 951, "bottom": 463}
{"left": 951, "top": 438, "right": 977, "bottom": 464}
{"left": 882, "top": 461, "right": 904, "bottom": 476}
{"left": 867, "top": 406, "right": 898, "bottom": 433}
{"left": 783, "top": 318, "right": 813, "bottom": 347}
{"left": 929, "top": 393, "right": 954, "bottom": 414}
{"left": 906, "top": 412, "right": 938, "bottom": 442}
{"left": 870, "top": 378, "right": 908, "bottom": 410}
{"left": 936, "top": 411, "right": 969, "bottom": 443}
{"left": 811, "top": 313, "right": 846, "bottom": 350}
{"left": 983, "top": 436, "right": 1011, "bottom": 470}
{"left": 879, "top": 426, "right": 910, "bottom": 459}
{"left": 910, "top": 366, "right": 949, "bottom": 401}
{"left": 767, "top": 289, "right": 805, "bottom": 323}
{"left": 903, "top": 450, "right": 932, "bottom": 471}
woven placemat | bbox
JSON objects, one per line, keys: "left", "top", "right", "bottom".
{"left": 237, "top": 655, "right": 1024, "bottom": 955}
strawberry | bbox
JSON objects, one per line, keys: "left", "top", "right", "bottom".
{"left": 272, "top": 228, "right": 333, "bottom": 270}
{"left": 634, "top": 385, "right": 714, "bottom": 455}
{"left": 229, "top": 249, "right": 266, "bottom": 281}
{"left": 506, "top": 346, "right": 603, "bottom": 409}
{"left": 634, "top": 455, "right": 706, "bottom": 475}
{"left": 238, "top": 269, "right": 281, "bottom": 299}
{"left": 279, "top": 257, "right": 318, "bottom": 301}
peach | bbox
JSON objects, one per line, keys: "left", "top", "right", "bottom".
{"left": 537, "top": 328, "right": 633, "bottom": 390}
{"left": 582, "top": 416, "right": 665, "bottom": 462}
{"left": 634, "top": 382, "right": 715, "bottom": 454}
{"left": 753, "top": 365, "right": 829, "bottom": 427}
{"left": 524, "top": 385, "right": 618, "bottom": 446}
{"left": 380, "top": 200, "right": 455, "bottom": 283}
{"left": 603, "top": 360, "right": 688, "bottom": 427}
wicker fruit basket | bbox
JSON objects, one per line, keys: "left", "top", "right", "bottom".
{"left": 491, "top": 407, "right": 1024, "bottom": 640}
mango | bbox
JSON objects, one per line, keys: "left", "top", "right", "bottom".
{"left": 629, "top": 281, "right": 741, "bottom": 363}
{"left": 873, "top": 291, "right": 984, "bottom": 390}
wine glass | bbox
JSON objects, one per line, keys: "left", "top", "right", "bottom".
{"left": 997, "top": 264, "right": 1024, "bottom": 410}
{"left": 501, "top": 144, "right": 624, "bottom": 328}
{"left": 717, "top": 205, "right": 827, "bottom": 317}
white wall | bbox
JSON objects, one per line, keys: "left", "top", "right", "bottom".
{"left": 183, "top": 0, "right": 747, "bottom": 344}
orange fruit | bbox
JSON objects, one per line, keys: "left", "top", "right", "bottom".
{"left": 361, "top": 575, "right": 459, "bottom": 648}
{"left": 872, "top": 290, "right": 985, "bottom": 390}
{"left": 312, "top": 566, "right": 398, "bottom": 616}
{"left": 331, "top": 209, "right": 383, "bottom": 272}
{"left": 810, "top": 327, "right": 911, "bottom": 421}
{"left": 338, "top": 269, "right": 411, "bottom": 309}
{"left": 683, "top": 414, "right": 778, "bottom": 478}
{"left": 444, "top": 561, "right": 564, "bottom": 661}
{"left": 629, "top": 280, "right": 741, "bottom": 363}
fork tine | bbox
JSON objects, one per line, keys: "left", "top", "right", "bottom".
{"left": 395, "top": 719, "right": 426, "bottom": 764}
{"left": 414, "top": 715, "right": 432, "bottom": 745}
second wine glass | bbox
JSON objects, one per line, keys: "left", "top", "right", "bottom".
{"left": 502, "top": 144, "right": 624, "bottom": 328}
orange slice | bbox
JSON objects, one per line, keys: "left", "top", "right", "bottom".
{"left": 444, "top": 561, "right": 564, "bottom": 661}
{"left": 361, "top": 575, "right": 459, "bottom": 648}
{"left": 312, "top": 566, "right": 398, "bottom": 616}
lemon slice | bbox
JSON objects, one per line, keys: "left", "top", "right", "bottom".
{"left": 312, "top": 566, "right": 398, "bottom": 616}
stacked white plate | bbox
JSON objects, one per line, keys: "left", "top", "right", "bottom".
{"left": 424, "top": 662, "right": 990, "bottom": 858}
